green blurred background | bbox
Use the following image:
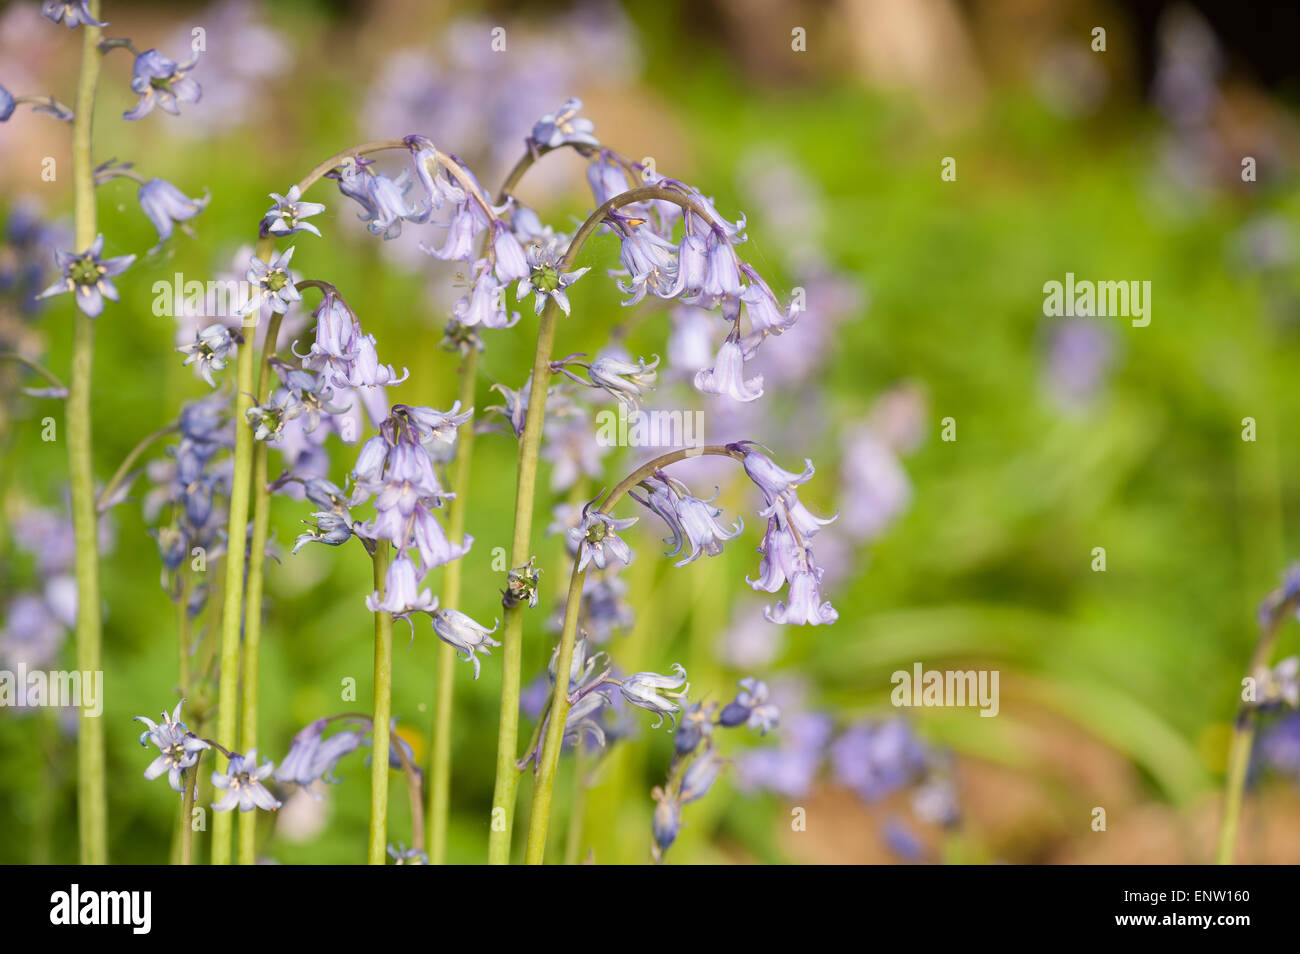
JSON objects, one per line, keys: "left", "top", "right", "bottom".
{"left": 3, "top": 0, "right": 1300, "bottom": 864}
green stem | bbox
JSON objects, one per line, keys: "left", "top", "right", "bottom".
{"left": 210, "top": 274, "right": 270, "bottom": 868}
{"left": 96, "top": 423, "right": 177, "bottom": 511}
{"left": 486, "top": 186, "right": 718, "bottom": 864}
{"left": 427, "top": 347, "right": 479, "bottom": 864}
{"left": 524, "top": 446, "right": 740, "bottom": 864}
{"left": 1217, "top": 607, "right": 1292, "bottom": 863}
{"left": 369, "top": 542, "right": 394, "bottom": 865}
{"left": 0, "top": 352, "right": 68, "bottom": 394}
{"left": 236, "top": 312, "right": 284, "bottom": 866}
{"left": 70, "top": 0, "right": 106, "bottom": 866}
{"left": 563, "top": 750, "right": 588, "bottom": 866}
{"left": 180, "top": 755, "right": 200, "bottom": 866}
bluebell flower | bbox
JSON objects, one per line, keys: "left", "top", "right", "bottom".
{"left": 178, "top": 323, "right": 237, "bottom": 387}
{"left": 674, "top": 702, "right": 715, "bottom": 755}
{"left": 292, "top": 512, "right": 353, "bottom": 554}
{"left": 366, "top": 552, "right": 438, "bottom": 626}
{"left": 530, "top": 97, "right": 598, "bottom": 150}
{"left": 569, "top": 505, "right": 637, "bottom": 572}
{"left": 212, "top": 749, "right": 282, "bottom": 812}
{"left": 633, "top": 474, "right": 742, "bottom": 567}
{"left": 430, "top": 608, "right": 500, "bottom": 679}
{"left": 138, "top": 178, "right": 208, "bottom": 250}
{"left": 135, "top": 700, "right": 209, "bottom": 793}
{"left": 718, "top": 677, "right": 780, "bottom": 734}
{"left": 516, "top": 236, "right": 589, "bottom": 316}
{"left": 618, "top": 664, "right": 689, "bottom": 728}
{"left": 239, "top": 246, "right": 301, "bottom": 316}
{"left": 262, "top": 185, "right": 326, "bottom": 238}
{"left": 405, "top": 137, "right": 466, "bottom": 214}
{"left": 37, "top": 234, "right": 135, "bottom": 318}
{"left": 586, "top": 354, "right": 659, "bottom": 411}
{"left": 829, "top": 720, "right": 927, "bottom": 803}
{"left": 275, "top": 717, "right": 364, "bottom": 791}
{"left": 124, "top": 49, "right": 201, "bottom": 121}
{"left": 41, "top": 0, "right": 107, "bottom": 28}
{"left": 453, "top": 260, "right": 519, "bottom": 330}
{"left": 0, "top": 85, "right": 14, "bottom": 122}
{"left": 694, "top": 330, "right": 763, "bottom": 402}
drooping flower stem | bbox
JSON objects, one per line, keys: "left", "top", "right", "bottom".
{"left": 237, "top": 311, "right": 284, "bottom": 866}
{"left": 524, "top": 445, "right": 741, "bottom": 864}
{"left": 96, "top": 424, "right": 179, "bottom": 511}
{"left": 1217, "top": 604, "right": 1295, "bottom": 863}
{"left": 69, "top": 0, "right": 107, "bottom": 866}
{"left": 369, "top": 541, "right": 394, "bottom": 865}
{"left": 427, "top": 347, "right": 479, "bottom": 864}
{"left": 486, "top": 187, "right": 730, "bottom": 864}
{"left": 210, "top": 234, "right": 274, "bottom": 866}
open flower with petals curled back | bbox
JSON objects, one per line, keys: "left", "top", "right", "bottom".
{"left": 124, "top": 49, "right": 202, "bottom": 121}
{"left": 618, "top": 664, "right": 689, "bottom": 728}
{"left": 38, "top": 234, "right": 135, "bottom": 318}
{"left": 632, "top": 474, "right": 743, "bottom": 567}
{"left": 719, "top": 677, "right": 781, "bottom": 734}
{"left": 694, "top": 329, "right": 763, "bottom": 402}
{"left": 138, "top": 178, "right": 209, "bottom": 251}
{"left": 135, "top": 700, "right": 209, "bottom": 793}
{"left": 212, "top": 749, "right": 282, "bottom": 812}
{"left": 516, "top": 236, "right": 589, "bottom": 316}
{"left": 404, "top": 137, "right": 466, "bottom": 216}
{"left": 454, "top": 260, "right": 519, "bottom": 330}
{"left": 431, "top": 608, "right": 500, "bottom": 679}
{"left": 530, "top": 97, "right": 599, "bottom": 151}
{"left": 240, "top": 246, "right": 301, "bottom": 317}
{"left": 274, "top": 717, "right": 365, "bottom": 792}
{"left": 178, "top": 323, "right": 238, "bottom": 387}
{"left": 42, "top": 0, "right": 107, "bottom": 27}
{"left": 292, "top": 511, "right": 353, "bottom": 555}
{"left": 568, "top": 504, "right": 637, "bottom": 572}
{"left": 262, "top": 185, "right": 326, "bottom": 238}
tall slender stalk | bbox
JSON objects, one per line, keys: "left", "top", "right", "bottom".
{"left": 237, "top": 312, "right": 284, "bottom": 866}
{"left": 369, "top": 542, "right": 394, "bottom": 864}
{"left": 427, "top": 347, "right": 479, "bottom": 864}
{"left": 487, "top": 186, "right": 722, "bottom": 864}
{"left": 524, "top": 446, "right": 740, "bottom": 863}
{"left": 69, "top": 0, "right": 107, "bottom": 866}
{"left": 210, "top": 236, "right": 273, "bottom": 865}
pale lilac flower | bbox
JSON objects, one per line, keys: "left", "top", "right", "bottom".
{"left": 652, "top": 787, "right": 680, "bottom": 853}
{"left": 1254, "top": 656, "right": 1300, "bottom": 709}
{"left": 0, "top": 85, "right": 13, "bottom": 122}
{"left": 735, "top": 711, "right": 832, "bottom": 798}
{"left": 430, "top": 608, "right": 500, "bottom": 679}
{"left": 568, "top": 505, "right": 637, "bottom": 571}
{"left": 212, "top": 749, "right": 282, "bottom": 812}
{"left": 366, "top": 552, "right": 438, "bottom": 624}
{"left": 292, "top": 512, "right": 352, "bottom": 554}
{"left": 694, "top": 332, "right": 763, "bottom": 402}
{"left": 388, "top": 843, "right": 428, "bottom": 865}
{"left": 124, "top": 49, "right": 201, "bottom": 120}
{"left": 138, "top": 178, "right": 208, "bottom": 250}
{"left": 274, "top": 717, "right": 364, "bottom": 790}
{"left": 41, "top": 1, "right": 106, "bottom": 28}
{"left": 618, "top": 664, "right": 689, "bottom": 728}
{"left": 405, "top": 137, "right": 466, "bottom": 213}
{"left": 516, "top": 237, "right": 589, "bottom": 316}
{"left": 530, "top": 97, "right": 598, "bottom": 150}
{"left": 178, "top": 323, "right": 237, "bottom": 387}
{"left": 262, "top": 185, "right": 326, "bottom": 238}
{"left": 830, "top": 720, "right": 927, "bottom": 802}
{"left": 37, "top": 234, "right": 135, "bottom": 318}
{"left": 240, "top": 246, "right": 301, "bottom": 316}
{"left": 453, "top": 260, "right": 519, "bottom": 329}
{"left": 135, "top": 700, "right": 209, "bottom": 793}
{"left": 586, "top": 354, "right": 659, "bottom": 410}
{"left": 719, "top": 678, "right": 780, "bottom": 734}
